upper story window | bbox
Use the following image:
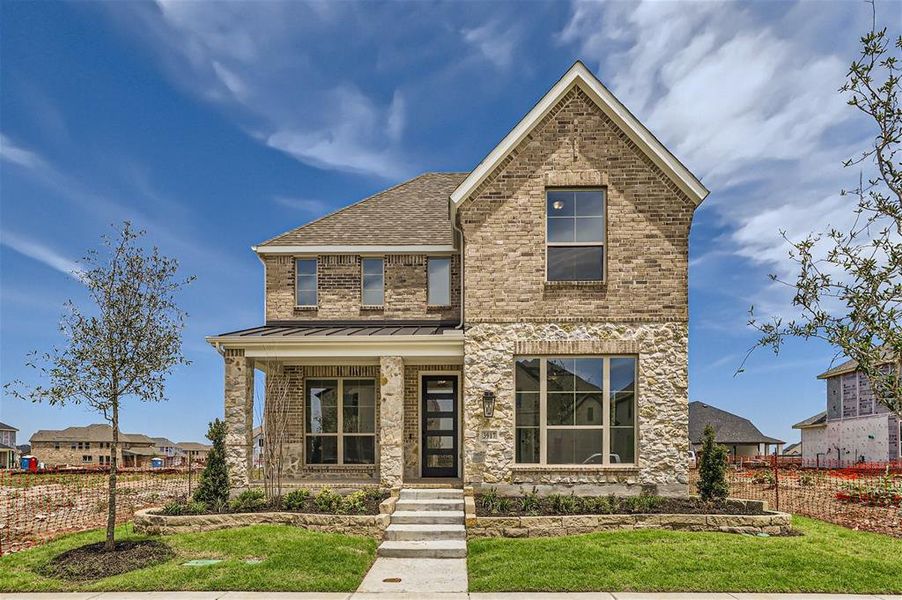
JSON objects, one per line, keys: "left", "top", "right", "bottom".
{"left": 428, "top": 257, "right": 451, "bottom": 306}
{"left": 295, "top": 258, "right": 318, "bottom": 307}
{"left": 546, "top": 189, "right": 605, "bottom": 282}
{"left": 514, "top": 356, "right": 636, "bottom": 466}
{"left": 361, "top": 258, "right": 384, "bottom": 306}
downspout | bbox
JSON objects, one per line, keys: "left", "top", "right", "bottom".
{"left": 451, "top": 202, "right": 465, "bottom": 330}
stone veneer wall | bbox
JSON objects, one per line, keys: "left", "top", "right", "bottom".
{"left": 224, "top": 349, "right": 254, "bottom": 489}
{"left": 380, "top": 356, "right": 404, "bottom": 487}
{"left": 264, "top": 253, "right": 460, "bottom": 322}
{"left": 463, "top": 321, "right": 688, "bottom": 496}
{"left": 403, "top": 364, "right": 464, "bottom": 480}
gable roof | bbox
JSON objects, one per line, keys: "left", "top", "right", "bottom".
{"left": 177, "top": 441, "right": 211, "bottom": 452}
{"left": 817, "top": 347, "right": 896, "bottom": 379}
{"left": 150, "top": 437, "right": 177, "bottom": 447}
{"left": 792, "top": 411, "right": 827, "bottom": 429}
{"left": 450, "top": 61, "right": 709, "bottom": 217}
{"left": 255, "top": 172, "right": 468, "bottom": 251}
{"left": 0, "top": 422, "right": 17, "bottom": 431}
{"left": 689, "top": 402, "right": 784, "bottom": 445}
{"left": 30, "top": 424, "right": 155, "bottom": 444}
{"left": 782, "top": 441, "right": 802, "bottom": 455}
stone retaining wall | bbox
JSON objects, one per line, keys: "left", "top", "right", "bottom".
{"left": 134, "top": 507, "right": 390, "bottom": 538}
{"left": 466, "top": 511, "right": 792, "bottom": 538}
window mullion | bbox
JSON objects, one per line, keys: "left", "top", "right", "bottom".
{"left": 603, "top": 358, "right": 611, "bottom": 466}
{"left": 540, "top": 358, "right": 547, "bottom": 465}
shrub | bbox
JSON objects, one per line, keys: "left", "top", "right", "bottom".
{"left": 799, "top": 472, "right": 815, "bottom": 487}
{"left": 478, "top": 487, "right": 501, "bottom": 512}
{"left": 518, "top": 487, "right": 541, "bottom": 514}
{"left": 696, "top": 423, "right": 729, "bottom": 502}
{"left": 342, "top": 490, "right": 368, "bottom": 514}
{"left": 160, "top": 500, "right": 207, "bottom": 516}
{"left": 548, "top": 493, "right": 579, "bottom": 514}
{"left": 193, "top": 419, "right": 229, "bottom": 506}
{"left": 751, "top": 469, "right": 776, "bottom": 485}
{"left": 282, "top": 489, "right": 311, "bottom": 510}
{"left": 229, "top": 489, "right": 266, "bottom": 512}
{"left": 626, "top": 493, "right": 662, "bottom": 513}
{"left": 314, "top": 488, "right": 344, "bottom": 513}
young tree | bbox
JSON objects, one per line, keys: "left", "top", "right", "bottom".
{"left": 747, "top": 7, "right": 901, "bottom": 416}
{"left": 696, "top": 424, "right": 729, "bottom": 502}
{"left": 6, "top": 222, "right": 193, "bottom": 551}
{"left": 193, "top": 418, "right": 229, "bottom": 507}
{"left": 256, "top": 362, "right": 292, "bottom": 502}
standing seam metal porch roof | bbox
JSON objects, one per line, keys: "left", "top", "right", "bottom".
{"left": 214, "top": 322, "right": 459, "bottom": 339}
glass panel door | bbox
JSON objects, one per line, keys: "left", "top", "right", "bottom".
{"left": 421, "top": 375, "right": 458, "bottom": 477}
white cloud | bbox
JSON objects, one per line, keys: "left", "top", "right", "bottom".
{"left": 0, "top": 133, "right": 48, "bottom": 171}
{"left": 273, "top": 196, "right": 329, "bottom": 216}
{"left": 102, "top": 1, "right": 412, "bottom": 179}
{"left": 463, "top": 21, "right": 521, "bottom": 69}
{"left": 0, "top": 230, "right": 83, "bottom": 280}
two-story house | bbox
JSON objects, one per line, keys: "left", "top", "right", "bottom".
{"left": 0, "top": 422, "right": 18, "bottom": 469}
{"left": 794, "top": 356, "right": 901, "bottom": 464}
{"left": 30, "top": 424, "right": 159, "bottom": 468}
{"left": 208, "top": 62, "right": 709, "bottom": 495}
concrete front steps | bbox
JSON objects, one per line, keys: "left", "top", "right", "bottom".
{"left": 377, "top": 487, "right": 466, "bottom": 558}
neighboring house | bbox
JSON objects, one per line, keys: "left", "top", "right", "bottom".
{"left": 0, "top": 422, "right": 18, "bottom": 469}
{"left": 252, "top": 426, "right": 264, "bottom": 468}
{"left": 689, "top": 402, "right": 784, "bottom": 458}
{"left": 207, "top": 62, "right": 710, "bottom": 495}
{"left": 30, "top": 424, "right": 158, "bottom": 467}
{"left": 782, "top": 442, "right": 802, "bottom": 457}
{"left": 177, "top": 442, "right": 211, "bottom": 466}
{"left": 794, "top": 356, "right": 901, "bottom": 464}
{"left": 150, "top": 437, "right": 182, "bottom": 467}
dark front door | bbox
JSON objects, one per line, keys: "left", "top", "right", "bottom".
{"left": 421, "top": 375, "right": 458, "bottom": 477}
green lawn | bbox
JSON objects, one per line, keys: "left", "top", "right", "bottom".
{"left": 468, "top": 516, "right": 902, "bottom": 594}
{"left": 0, "top": 524, "right": 377, "bottom": 592}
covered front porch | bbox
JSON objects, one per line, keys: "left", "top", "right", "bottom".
{"left": 207, "top": 323, "right": 465, "bottom": 491}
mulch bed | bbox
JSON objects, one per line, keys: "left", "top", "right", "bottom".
{"left": 41, "top": 540, "right": 174, "bottom": 580}
{"left": 475, "top": 494, "right": 768, "bottom": 517}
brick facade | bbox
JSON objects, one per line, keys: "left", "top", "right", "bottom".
{"left": 457, "top": 87, "right": 694, "bottom": 323}
{"left": 30, "top": 441, "right": 153, "bottom": 467}
{"left": 264, "top": 253, "right": 460, "bottom": 322}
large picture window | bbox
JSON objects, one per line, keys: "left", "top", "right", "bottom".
{"left": 296, "top": 258, "right": 318, "bottom": 306}
{"left": 306, "top": 378, "right": 376, "bottom": 465}
{"left": 515, "top": 356, "right": 636, "bottom": 465}
{"left": 546, "top": 189, "right": 605, "bottom": 281}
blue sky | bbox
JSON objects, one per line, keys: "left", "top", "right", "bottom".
{"left": 1, "top": 0, "right": 894, "bottom": 446}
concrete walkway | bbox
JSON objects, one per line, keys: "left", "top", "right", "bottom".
{"left": 2, "top": 592, "right": 900, "bottom": 599}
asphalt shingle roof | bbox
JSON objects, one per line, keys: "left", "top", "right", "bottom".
{"left": 792, "top": 411, "right": 827, "bottom": 429}
{"left": 257, "top": 172, "right": 468, "bottom": 247}
{"left": 0, "top": 422, "right": 18, "bottom": 431}
{"left": 689, "top": 401, "right": 784, "bottom": 445}
{"left": 30, "top": 424, "right": 155, "bottom": 445}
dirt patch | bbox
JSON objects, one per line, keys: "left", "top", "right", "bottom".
{"left": 475, "top": 494, "right": 767, "bottom": 517}
{"left": 41, "top": 540, "right": 174, "bottom": 580}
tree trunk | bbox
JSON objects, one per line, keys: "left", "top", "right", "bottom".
{"left": 105, "top": 398, "right": 119, "bottom": 551}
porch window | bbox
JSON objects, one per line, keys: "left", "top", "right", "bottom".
{"left": 361, "top": 258, "right": 384, "bottom": 306}
{"left": 428, "top": 257, "right": 451, "bottom": 306}
{"left": 306, "top": 378, "right": 376, "bottom": 465}
{"left": 514, "top": 356, "right": 636, "bottom": 465}
{"left": 295, "top": 258, "right": 317, "bottom": 307}
{"left": 546, "top": 189, "right": 605, "bottom": 281}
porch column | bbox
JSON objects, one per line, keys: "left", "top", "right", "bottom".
{"left": 224, "top": 348, "right": 254, "bottom": 489}
{"left": 379, "top": 355, "right": 404, "bottom": 488}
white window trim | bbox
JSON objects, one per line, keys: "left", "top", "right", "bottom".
{"left": 545, "top": 189, "right": 606, "bottom": 283}
{"left": 361, "top": 257, "right": 385, "bottom": 307}
{"left": 305, "top": 377, "right": 377, "bottom": 466}
{"left": 295, "top": 257, "right": 318, "bottom": 308}
{"left": 427, "top": 256, "right": 452, "bottom": 307}
{"left": 515, "top": 355, "right": 638, "bottom": 467}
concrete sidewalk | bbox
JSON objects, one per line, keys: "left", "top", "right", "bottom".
{"left": 3, "top": 592, "right": 901, "bottom": 599}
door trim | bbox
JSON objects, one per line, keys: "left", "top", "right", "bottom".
{"left": 417, "top": 371, "right": 461, "bottom": 479}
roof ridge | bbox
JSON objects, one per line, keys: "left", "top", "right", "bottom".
{"left": 257, "top": 172, "right": 464, "bottom": 248}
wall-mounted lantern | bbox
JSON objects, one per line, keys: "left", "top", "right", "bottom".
{"left": 482, "top": 391, "right": 496, "bottom": 418}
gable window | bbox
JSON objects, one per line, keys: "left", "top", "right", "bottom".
{"left": 546, "top": 189, "right": 605, "bottom": 281}
{"left": 515, "top": 356, "right": 636, "bottom": 465}
{"left": 295, "top": 258, "right": 318, "bottom": 307}
{"left": 306, "top": 378, "right": 376, "bottom": 465}
{"left": 427, "top": 257, "right": 451, "bottom": 306}
{"left": 361, "top": 258, "right": 384, "bottom": 306}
